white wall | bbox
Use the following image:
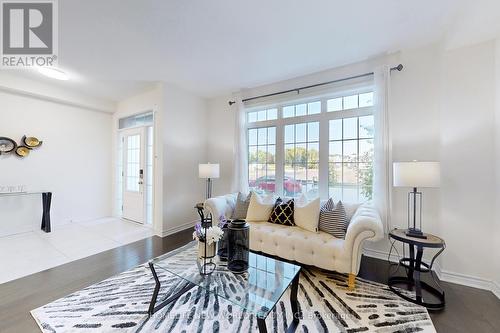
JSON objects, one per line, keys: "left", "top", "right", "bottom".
{"left": 0, "top": 88, "right": 112, "bottom": 235}
{"left": 440, "top": 40, "right": 497, "bottom": 283}
{"left": 162, "top": 83, "right": 208, "bottom": 235}
{"left": 205, "top": 40, "right": 500, "bottom": 294}
{"left": 207, "top": 95, "right": 235, "bottom": 196}
{"left": 494, "top": 39, "right": 500, "bottom": 297}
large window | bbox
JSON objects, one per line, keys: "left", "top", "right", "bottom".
{"left": 246, "top": 90, "right": 374, "bottom": 202}
{"left": 248, "top": 126, "right": 276, "bottom": 194}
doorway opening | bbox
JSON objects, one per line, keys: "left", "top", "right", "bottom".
{"left": 116, "top": 112, "right": 154, "bottom": 225}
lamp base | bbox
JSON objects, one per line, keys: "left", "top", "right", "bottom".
{"left": 406, "top": 228, "right": 427, "bottom": 239}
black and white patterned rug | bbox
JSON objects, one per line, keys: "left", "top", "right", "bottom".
{"left": 31, "top": 245, "right": 436, "bottom": 333}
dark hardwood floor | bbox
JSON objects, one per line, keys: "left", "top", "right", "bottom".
{"left": 0, "top": 229, "right": 498, "bottom": 333}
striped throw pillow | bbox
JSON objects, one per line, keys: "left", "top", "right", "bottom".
{"left": 231, "top": 192, "right": 251, "bottom": 219}
{"left": 319, "top": 199, "right": 348, "bottom": 239}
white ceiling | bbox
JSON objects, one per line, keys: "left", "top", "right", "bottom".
{"left": 9, "top": 0, "right": 500, "bottom": 99}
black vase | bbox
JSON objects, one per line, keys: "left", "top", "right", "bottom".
{"left": 217, "top": 223, "right": 229, "bottom": 261}
{"left": 227, "top": 219, "right": 250, "bottom": 273}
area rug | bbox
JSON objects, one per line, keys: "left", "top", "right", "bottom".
{"left": 31, "top": 244, "right": 436, "bottom": 333}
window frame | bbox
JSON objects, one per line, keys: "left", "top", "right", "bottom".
{"left": 246, "top": 88, "right": 374, "bottom": 201}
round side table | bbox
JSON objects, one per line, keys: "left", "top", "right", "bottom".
{"left": 388, "top": 228, "right": 446, "bottom": 310}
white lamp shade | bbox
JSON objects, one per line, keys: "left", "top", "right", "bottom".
{"left": 393, "top": 161, "right": 440, "bottom": 188}
{"left": 198, "top": 163, "right": 220, "bottom": 179}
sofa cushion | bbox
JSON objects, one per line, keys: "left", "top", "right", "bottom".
{"left": 319, "top": 199, "right": 348, "bottom": 239}
{"left": 248, "top": 221, "right": 345, "bottom": 271}
{"left": 268, "top": 198, "right": 294, "bottom": 226}
{"left": 246, "top": 192, "right": 275, "bottom": 222}
{"left": 231, "top": 192, "right": 251, "bottom": 219}
{"left": 294, "top": 196, "right": 320, "bottom": 232}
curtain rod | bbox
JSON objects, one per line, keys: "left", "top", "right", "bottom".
{"left": 228, "top": 64, "right": 403, "bottom": 105}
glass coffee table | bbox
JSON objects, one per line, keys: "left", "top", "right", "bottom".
{"left": 148, "top": 241, "right": 301, "bottom": 333}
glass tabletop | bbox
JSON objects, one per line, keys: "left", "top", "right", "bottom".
{"left": 150, "top": 241, "right": 301, "bottom": 319}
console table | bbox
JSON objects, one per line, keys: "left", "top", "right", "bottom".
{"left": 388, "top": 228, "right": 445, "bottom": 309}
{"left": 0, "top": 191, "right": 52, "bottom": 233}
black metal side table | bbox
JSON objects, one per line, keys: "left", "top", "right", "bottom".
{"left": 388, "top": 228, "right": 446, "bottom": 310}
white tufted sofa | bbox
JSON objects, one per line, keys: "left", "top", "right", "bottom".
{"left": 204, "top": 193, "right": 384, "bottom": 279}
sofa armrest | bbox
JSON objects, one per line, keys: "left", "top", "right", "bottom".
{"left": 344, "top": 201, "right": 384, "bottom": 273}
{"left": 204, "top": 193, "right": 238, "bottom": 223}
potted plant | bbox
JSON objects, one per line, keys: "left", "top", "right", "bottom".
{"left": 193, "top": 221, "right": 224, "bottom": 259}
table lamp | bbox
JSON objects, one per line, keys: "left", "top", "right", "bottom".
{"left": 393, "top": 161, "right": 440, "bottom": 239}
{"left": 199, "top": 163, "right": 220, "bottom": 199}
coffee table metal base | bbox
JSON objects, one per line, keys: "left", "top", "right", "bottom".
{"left": 257, "top": 272, "right": 300, "bottom": 333}
{"left": 147, "top": 262, "right": 195, "bottom": 317}
{"left": 147, "top": 262, "right": 301, "bottom": 332}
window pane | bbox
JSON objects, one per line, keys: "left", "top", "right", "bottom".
{"left": 295, "top": 104, "right": 307, "bottom": 117}
{"left": 329, "top": 163, "right": 342, "bottom": 185}
{"left": 359, "top": 92, "right": 374, "bottom": 107}
{"left": 258, "top": 128, "right": 267, "bottom": 144}
{"left": 359, "top": 115, "right": 374, "bottom": 138}
{"left": 359, "top": 162, "right": 373, "bottom": 200}
{"left": 295, "top": 123, "right": 306, "bottom": 143}
{"left": 359, "top": 139, "right": 374, "bottom": 162}
{"left": 267, "top": 145, "right": 276, "bottom": 163}
{"left": 257, "top": 147, "right": 267, "bottom": 163}
{"left": 284, "top": 144, "right": 294, "bottom": 163}
{"left": 284, "top": 125, "right": 294, "bottom": 144}
{"left": 295, "top": 143, "right": 306, "bottom": 163}
{"left": 343, "top": 163, "right": 358, "bottom": 185}
{"left": 248, "top": 146, "right": 257, "bottom": 163}
{"left": 329, "top": 119, "right": 342, "bottom": 140}
{"left": 307, "top": 143, "right": 319, "bottom": 162}
{"left": 343, "top": 95, "right": 358, "bottom": 110}
{"left": 257, "top": 110, "right": 267, "bottom": 121}
{"left": 248, "top": 129, "right": 258, "bottom": 145}
{"left": 343, "top": 117, "right": 357, "bottom": 139}
{"left": 307, "top": 122, "right": 319, "bottom": 142}
{"left": 308, "top": 101, "right": 321, "bottom": 115}
{"left": 248, "top": 112, "right": 257, "bottom": 123}
{"left": 329, "top": 141, "right": 342, "bottom": 162}
{"left": 267, "top": 127, "right": 276, "bottom": 144}
{"left": 249, "top": 164, "right": 257, "bottom": 183}
{"left": 343, "top": 140, "right": 357, "bottom": 162}
{"left": 343, "top": 185, "right": 358, "bottom": 203}
{"left": 283, "top": 106, "right": 294, "bottom": 118}
{"left": 267, "top": 108, "right": 278, "bottom": 120}
{"left": 327, "top": 98, "right": 342, "bottom": 112}
{"left": 329, "top": 186, "right": 342, "bottom": 200}
{"left": 306, "top": 162, "right": 319, "bottom": 197}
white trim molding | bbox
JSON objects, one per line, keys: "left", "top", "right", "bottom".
{"left": 160, "top": 220, "right": 198, "bottom": 237}
{"left": 363, "top": 247, "right": 500, "bottom": 300}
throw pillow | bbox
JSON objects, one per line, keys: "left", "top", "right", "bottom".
{"left": 319, "top": 199, "right": 348, "bottom": 239}
{"left": 231, "top": 192, "right": 251, "bottom": 219}
{"left": 246, "top": 192, "right": 276, "bottom": 222}
{"left": 268, "top": 199, "right": 294, "bottom": 226}
{"left": 294, "top": 196, "right": 320, "bottom": 232}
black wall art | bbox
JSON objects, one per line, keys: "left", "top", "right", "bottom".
{"left": 0, "top": 136, "right": 43, "bottom": 158}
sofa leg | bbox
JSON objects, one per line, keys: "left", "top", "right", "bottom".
{"left": 348, "top": 273, "right": 356, "bottom": 290}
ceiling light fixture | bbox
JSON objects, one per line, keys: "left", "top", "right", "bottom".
{"left": 37, "top": 67, "right": 69, "bottom": 80}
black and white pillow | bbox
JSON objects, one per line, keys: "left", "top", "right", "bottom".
{"left": 231, "top": 192, "right": 251, "bottom": 219}
{"left": 268, "top": 198, "right": 295, "bottom": 226}
{"left": 319, "top": 198, "right": 348, "bottom": 238}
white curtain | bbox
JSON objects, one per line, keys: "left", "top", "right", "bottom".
{"left": 230, "top": 92, "right": 249, "bottom": 194}
{"left": 373, "top": 66, "right": 392, "bottom": 233}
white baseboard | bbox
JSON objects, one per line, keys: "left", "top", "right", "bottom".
{"left": 490, "top": 280, "right": 500, "bottom": 299}
{"left": 160, "top": 220, "right": 197, "bottom": 237}
{"left": 363, "top": 248, "right": 499, "bottom": 300}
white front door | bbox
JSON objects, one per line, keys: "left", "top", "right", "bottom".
{"left": 122, "top": 127, "right": 146, "bottom": 223}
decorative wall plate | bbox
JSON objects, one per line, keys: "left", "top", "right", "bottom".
{"left": 0, "top": 137, "right": 17, "bottom": 154}
{"left": 23, "top": 135, "right": 42, "bottom": 148}
{"left": 15, "top": 146, "right": 31, "bottom": 157}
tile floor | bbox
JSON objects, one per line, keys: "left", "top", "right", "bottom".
{"left": 0, "top": 217, "right": 154, "bottom": 284}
